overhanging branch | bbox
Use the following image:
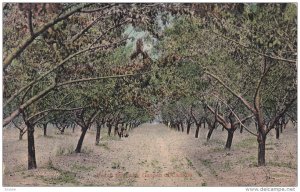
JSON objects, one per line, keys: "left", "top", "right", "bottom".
{"left": 213, "top": 95, "right": 257, "bottom": 136}
{"left": 3, "top": 70, "right": 153, "bottom": 127}
{"left": 4, "top": 38, "right": 127, "bottom": 108}
{"left": 204, "top": 70, "right": 256, "bottom": 114}
{"left": 211, "top": 30, "right": 297, "bottom": 64}
{"left": 57, "top": 71, "right": 152, "bottom": 87}
{"left": 3, "top": 4, "right": 90, "bottom": 71}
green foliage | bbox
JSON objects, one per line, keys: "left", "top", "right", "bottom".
{"left": 283, "top": 4, "right": 297, "bottom": 22}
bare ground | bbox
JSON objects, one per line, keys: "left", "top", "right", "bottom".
{"left": 2, "top": 123, "right": 297, "bottom": 186}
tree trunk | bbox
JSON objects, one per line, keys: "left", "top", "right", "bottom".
{"left": 195, "top": 124, "right": 200, "bottom": 138}
{"left": 95, "top": 123, "right": 101, "bottom": 145}
{"left": 19, "top": 130, "right": 24, "bottom": 140}
{"left": 187, "top": 123, "right": 191, "bottom": 135}
{"left": 255, "top": 122, "right": 258, "bottom": 132}
{"left": 225, "top": 129, "right": 234, "bottom": 149}
{"left": 257, "top": 131, "right": 266, "bottom": 166}
{"left": 114, "top": 124, "right": 118, "bottom": 136}
{"left": 27, "top": 123, "right": 37, "bottom": 170}
{"left": 107, "top": 124, "right": 112, "bottom": 136}
{"left": 176, "top": 123, "right": 180, "bottom": 131}
{"left": 60, "top": 126, "right": 65, "bottom": 134}
{"left": 43, "top": 123, "right": 47, "bottom": 136}
{"left": 180, "top": 122, "right": 184, "bottom": 132}
{"left": 240, "top": 124, "right": 243, "bottom": 133}
{"left": 75, "top": 127, "right": 88, "bottom": 153}
{"left": 275, "top": 125, "right": 280, "bottom": 139}
{"left": 207, "top": 127, "right": 214, "bottom": 141}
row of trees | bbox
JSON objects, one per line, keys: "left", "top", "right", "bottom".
{"left": 161, "top": 97, "right": 292, "bottom": 148}
{"left": 3, "top": 3, "right": 167, "bottom": 170}
{"left": 159, "top": 3, "right": 297, "bottom": 166}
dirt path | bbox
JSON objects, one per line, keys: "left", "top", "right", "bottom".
{"left": 3, "top": 123, "right": 297, "bottom": 186}
{"left": 130, "top": 124, "right": 205, "bottom": 186}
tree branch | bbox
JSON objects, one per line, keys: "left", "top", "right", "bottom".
{"left": 205, "top": 70, "right": 256, "bottom": 114}
{"left": 56, "top": 71, "right": 152, "bottom": 87}
{"left": 206, "top": 104, "right": 228, "bottom": 128}
{"left": 28, "top": 9, "right": 34, "bottom": 36}
{"left": 91, "top": 20, "right": 129, "bottom": 47}
{"left": 212, "top": 93, "right": 257, "bottom": 136}
{"left": 4, "top": 37, "right": 127, "bottom": 108}
{"left": 27, "top": 106, "right": 89, "bottom": 122}
{"left": 3, "top": 4, "right": 90, "bottom": 71}
{"left": 211, "top": 30, "right": 297, "bottom": 64}
{"left": 3, "top": 84, "right": 56, "bottom": 126}
{"left": 190, "top": 107, "right": 201, "bottom": 125}
{"left": 3, "top": 68, "right": 149, "bottom": 127}
{"left": 88, "top": 110, "right": 101, "bottom": 126}
{"left": 267, "top": 96, "right": 297, "bottom": 133}
{"left": 80, "top": 4, "right": 113, "bottom": 13}
{"left": 12, "top": 120, "right": 24, "bottom": 131}
{"left": 70, "top": 14, "right": 109, "bottom": 43}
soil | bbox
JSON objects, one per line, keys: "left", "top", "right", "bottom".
{"left": 2, "top": 123, "right": 297, "bottom": 186}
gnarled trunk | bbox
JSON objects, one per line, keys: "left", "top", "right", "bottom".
{"left": 75, "top": 127, "right": 88, "bottom": 153}
{"left": 225, "top": 128, "right": 235, "bottom": 149}
{"left": 195, "top": 124, "right": 200, "bottom": 138}
{"left": 19, "top": 130, "right": 25, "bottom": 140}
{"left": 275, "top": 125, "right": 280, "bottom": 139}
{"left": 114, "top": 123, "right": 118, "bottom": 136}
{"left": 107, "top": 124, "right": 112, "bottom": 136}
{"left": 207, "top": 127, "right": 214, "bottom": 141}
{"left": 257, "top": 131, "right": 266, "bottom": 166}
{"left": 43, "top": 123, "right": 47, "bottom": 136}
{"left": 187, "top": 123, "right": 191, "bottom": 135}
{"left": 180, "top": 122, "right": 184, "bottom": 132}
{"left": 95, "top": 123, "right": 102, "bottom": 145}
{"left": 60, "top": 126, "right": 65, "bottom": 134}
{"left": 255, "top": 122, "right": 258, "bottom": 132}
{"left": 27, "top": 123, "right": 37, "bottom": 170}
